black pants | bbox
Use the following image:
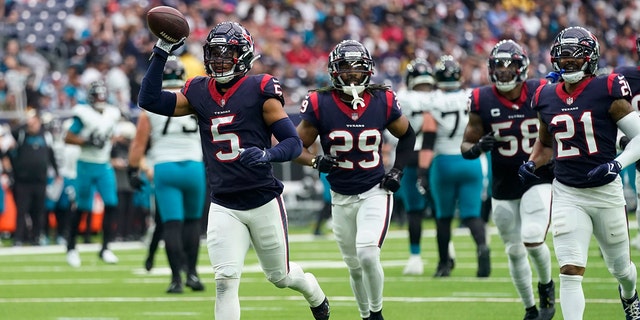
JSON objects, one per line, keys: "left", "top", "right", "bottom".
{"left": 13, "top": 181, "right": 47, "bottom": 244}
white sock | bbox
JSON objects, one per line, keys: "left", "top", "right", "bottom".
{"left": 509, "top": 253, "right": 535, "bottom": 308}
{"left": 527, "top": 243, "right": 552, "bottom": 284}
{"left": 215, "top": 278, "right": 241, "bottom": 320}
{"left": 559, "top": 274, "right": 585, "bottom": 320}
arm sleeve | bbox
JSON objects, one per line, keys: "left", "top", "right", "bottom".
{"left": 267, "top": 117, "right": 303, "bottom": 162}
{"left": 393, "top": 125, "right": 416, "bottom": 170}
{"left": 138, "top": 48, "right": 177, "bottom": 117}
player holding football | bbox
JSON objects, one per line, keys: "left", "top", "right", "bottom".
{"left": 520, "top": 26, "right": 640, "bottom": 320}
{"left": 138, "top": 21, "right": 330, "bottom": 320}
{"left": 295, "top": 39, "right": 415, "bottom": 320}
{"left": 461, "top": 39, "right": 555, "bottom": 320}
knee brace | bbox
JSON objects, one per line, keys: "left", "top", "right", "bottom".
{"left": 357, "top": 246, "right": 380, "bottom": 271}
{"left": 505, "top": 242, "right": 527, "bottom": 260}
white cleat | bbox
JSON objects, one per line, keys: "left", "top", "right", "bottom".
{"left": 66, "top": 249, "right": 81, "bottom": 268}
{"left": 403, "top": 254, "right": 424, "bottom": 275}
{"left": 100, "top": 249, "right": 119, "bottom": 264}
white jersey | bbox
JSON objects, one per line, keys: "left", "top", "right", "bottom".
{"left": 396, "top": 88, "right": 431, "bottom": 151}
{"left": 146, "top": 111, "right": 202, "bottom": 165}
{"left": 423, "top": 88, "right": 472, "bottom": 155}
{"left": 52, "top": 139, "right": 81, "bottom": 179}
{"left": 73, "top": 103, "right": 121, "bottom": 163}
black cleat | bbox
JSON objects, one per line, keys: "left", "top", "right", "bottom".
{"left": 538, "top": 280, "right": 556, "bottom": 320}
{"left": 433, "top": 258, "right": 454, "bottom": 277}
{"left": 310, "top": 297, "right": 330, "bottom": 320}
{"left": 369, "top": 309, "right": 384, "bottom": 320}
{"left": 477, "top": 245, "right": 491, "bottom": 278}
{"left": 144, "top": 257, "right": 153, "bottom": 272}
{"left": 186, "top": 274, "right": 205, "bottom": 291}
{"left": 620, "top": 286, "right": 640, "bottom": 320}
{"left": 166, "top": 281, "right": 183, "bottom": 294}
{"left": 523, "top": 306, "right": 539, "bottom": 320}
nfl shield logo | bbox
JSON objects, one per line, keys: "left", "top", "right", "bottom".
{"left": 566, "top": 97, "right": 573, "bottom": 105}
{"left": 352, "top": 113, "right": 359, "bottom": 121}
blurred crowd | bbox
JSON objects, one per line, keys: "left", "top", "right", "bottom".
{"left": 1, "top": 0, "right": 640, "bottom": 119}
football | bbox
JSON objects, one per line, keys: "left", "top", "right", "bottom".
{"left": 146, "top": 6, "right": 190, "bottom": 44}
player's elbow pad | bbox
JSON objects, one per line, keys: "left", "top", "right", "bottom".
{"left": 268, "top": 118, "right": 303, "bottom": 162}
{"left": 393, "top": 125, "right": 416, "bottom": 170}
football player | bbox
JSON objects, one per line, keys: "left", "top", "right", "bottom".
{"left": 137, "top": 21, "right": 330, "bottom": 320}
{"left": 461, "top": 39, "right": 555, "bottom": 320}
{"left": 295, "top": 39, "right": 415, "bottom": 320}
{"left": 612, "top": 36, "right": 640, "bottom": 251}
{"left": 395, "top": 58, "right": 435, "bottom": 276}
{"left": 64, "top": 80, "right": 121, "bottom": 267}
{"left": 128, "top": 55, "right": 207, "bottom": 294}
{"left": 423, "top": 55, "right": 490, "bottom": 278}
{"left": 520, "top": 26, "right": 640, "bottom": 320}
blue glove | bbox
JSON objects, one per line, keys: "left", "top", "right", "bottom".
{"left": 545, "top": 71, "right": 562, "bottom": 83}
{"left": 312, "top": 155, "right": 338, "bottom": 173}
{"left": 239, "top": 147, "right": 272, "bottom": 167}
{"left": 518, "top": 161, "right": 539, "bottom": 184}
{"left": 380, "top": 168, "right": 403, "bottom": 192}
{"left": 587, "top": 160, "right": 622, "bottom": 181}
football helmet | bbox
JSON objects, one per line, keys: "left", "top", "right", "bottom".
{"left": 434, "top": 55, "right": 461, "bottom": 90}
{"left": 405, "top": 58, "right": 435, "bottom": 90}
{"left": 163, "top": 55, "right": 186, "bottom": 89}
{"left": 87, "top": 80, "right": 108, "bottom": 106}
{"left": 203, "top": 21, "right": 257, "bottom": 83}
{"left": 488, "top": 40, "right": 529, "bottom": 92}
{"left": 328, "top": 40, "right": 374, "bottom": 96}
{"left": 550, "top": 26, "right": 599, "bottom": 83}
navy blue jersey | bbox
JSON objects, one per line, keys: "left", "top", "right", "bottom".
{"left": 300, "top": 88, "right": 402, "bottom": 195}
{"left": 182, "top": 74, "right": 286, "bottom": 209}
{"left": 614, "top": 65, "right": 640, "bottom": 110}
{"left": 533, "top": 74, "right": 632, "bottom": 188}
{"left": 469, "top": 79, "right": 552, "bottom": 199}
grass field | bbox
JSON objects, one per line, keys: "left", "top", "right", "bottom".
{"left": 1, "top": 219, "right": 638, "bottom": 320}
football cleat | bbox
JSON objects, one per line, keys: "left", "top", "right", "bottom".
{"left": 166, "top": 281, "right": 183, "bottom": 294}
{"left": 538, "top": 280, "right": 556, "bottom": 320}
{"left": 310, "top": 297, "right": 330, "bottom": 320}
{"left": 403, "top": 255, "right": 424, "bottom": 276}
{"left": 144, "top": 256, "right": 153, "bottom": 272}
{"left": 477, "top": 245, "right": 491, "bottom": 278}
{"left": 186, "top": 274, "right": 205, "bottom": 291}
{"left": 620, "top": 286, "right": 640, "bottom": 320}
{"left": 523, "top": 306, "right": 539, "bottom": 320}
{"left": 433, "top": 258, "right": 455, "bottom": 277}
{"left": 66, "top": 249, "right": 81, "bottom": 268}
{"left": 99, "top": 249, "right": 119, "bottom": 264}
{"left": 369, "top": 309, "right": 384, "bottom": 320}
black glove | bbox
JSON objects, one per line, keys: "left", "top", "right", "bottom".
{"left": 416, "top": 168, "right": 429, "bottom": 195}
{"left": 312, "top": 155, "right": 338, "bottom": 173}
{"left": 380, "top": 168, "right": 403, "bottom": 192}
{"left": 239, "top": 147, "right": 272, "bottom": 167}
{"left": 85, "top": 132, "right": 106, "bottom": 149}
{"left": 518, "top": 161, "right": 539, "bottom": 184}
{"left": 127, "top": 166, "right": 144, "bottom": 191}
{"left": 477, "top": 131, "right": 496, "bottom": 152}
{"left": 462, "top": 131, "right": 496, "bottom": 159}
{"left": 587, "top": 160, "right": 622, "bottom": 182}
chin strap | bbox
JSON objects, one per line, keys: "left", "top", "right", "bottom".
{"left": 349, "top": 84, "right": 365, "bottom": 110}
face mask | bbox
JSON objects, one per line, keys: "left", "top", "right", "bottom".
{"left": 495, "top": 81, "right": 517, "bottom": 92}
{"left": 561, "top": 71, "right": 585, "bottom": 84}
{"left": 342, "top": 84, "right": 365, "bottom": 109}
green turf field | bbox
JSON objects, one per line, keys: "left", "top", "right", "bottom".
{"left": 1, "top": 220, "right": 637, "bottom": 320}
